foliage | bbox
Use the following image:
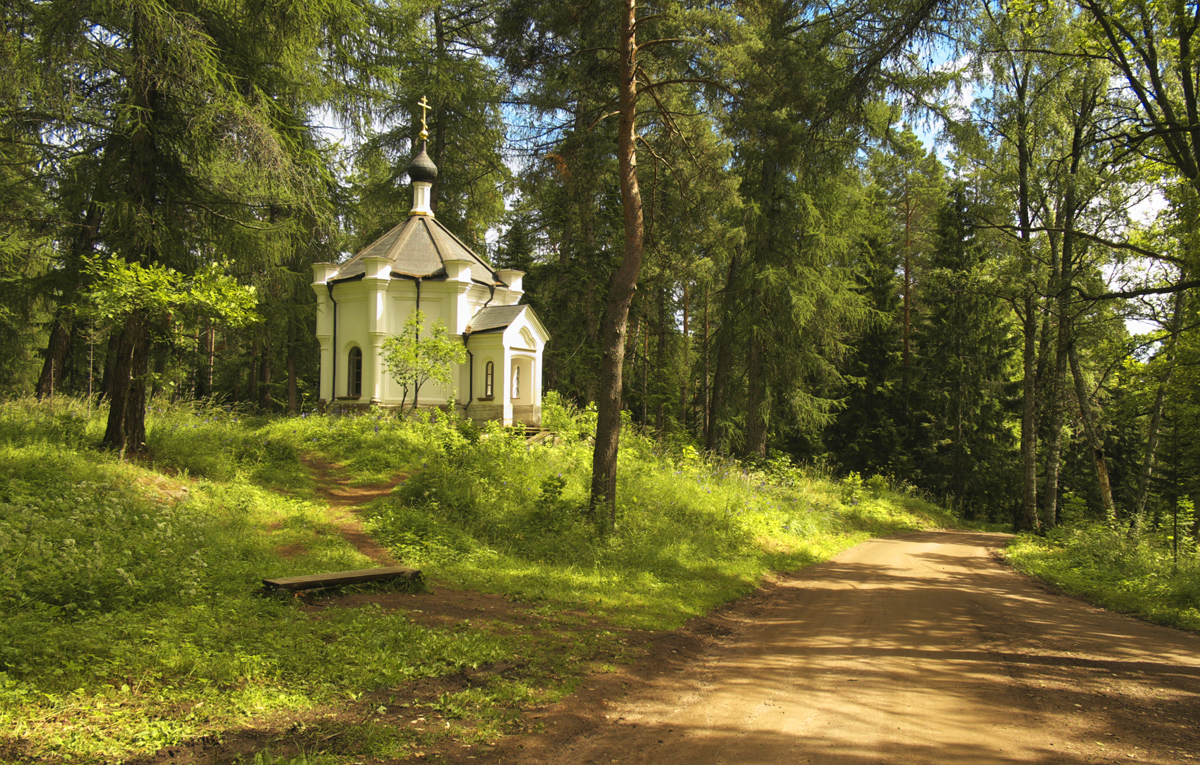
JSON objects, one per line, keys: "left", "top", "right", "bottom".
{"left": 379, "top": 310, "right": 467, "bottom": 412}
{"left": 363, "top": 404, "right": 954, "bottom": 628}
{"left": 0, "top": 395, "right": 954, "bottom": 762}
{"left": 84, "top": 257, "right": 260, "bottom": 334}
{"left": 1006, "top": 526, "right": 1200, "bottom": 632}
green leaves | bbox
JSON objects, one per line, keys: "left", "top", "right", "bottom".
{"left": 379, "top": 310, "right": 467, "bottom": 411}
{"left": 81, "top": 256, "right": 259, "bottom": 331}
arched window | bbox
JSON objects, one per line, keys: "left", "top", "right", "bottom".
{"left": 347, "top": 347, "right": 363, "bottom": 398}
{"left": 484, "top": 361, "right": 494, "bottom": 398}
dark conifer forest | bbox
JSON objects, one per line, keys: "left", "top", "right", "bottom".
{"left": 3, "top": 0, "right": 1199, "bottom": 532}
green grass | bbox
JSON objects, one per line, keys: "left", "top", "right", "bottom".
{"left": 0, "top": 394, "right": 954, "bottom": 763}
{"left": 1005, "top": 524, "right": 1200, "bottom": 631}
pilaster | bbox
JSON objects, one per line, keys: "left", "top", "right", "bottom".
{"left": 363, "top": 256, "right": 390, "bottom": 404}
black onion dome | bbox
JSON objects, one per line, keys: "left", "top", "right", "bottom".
{"left": 406, "top": 142, "right": 438, "bottom": 183}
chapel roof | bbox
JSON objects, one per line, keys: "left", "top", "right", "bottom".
{"left": 329, "top": 214, "right": 500, "bottom": 285}
{"left": 467, "top": 304, "right": 528, "bottom": 334}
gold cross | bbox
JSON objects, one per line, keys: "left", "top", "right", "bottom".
{"left": 418, "top": 95, "right": 430, "bottom": 140}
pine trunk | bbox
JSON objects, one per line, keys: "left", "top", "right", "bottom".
{"left": 36, "top": 309, "right": 73, "bottom": 399}
{"left": 259, "top": 340, "right": 272, "bottom": 412}
{"left": 706, "top": 250, "right": 742, "bottom": 453}
{"left": 680, "top": 281, "right": 690, "bottom": 430}
{"left": 590, "top": 0, "right": 644, "bottom": 528}
{"left": 102, "top": 314, "right": 150, "bottom": 454}
{"left": 745, "top": 332, "right": 768, "bottom": 458}
{"left": 287, "top": 322, "right": 299, "bottom": 414}
{"left": 702, "top": 287, "right": 710, "bottom": 440}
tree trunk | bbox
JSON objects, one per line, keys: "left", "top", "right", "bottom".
{"left": 1041, "top": 78, "right": 1096, "bottom": 529}
{"left": 590, "top": 0, "right": 644, "bottom": 528}
{"left": 640, "top": 314, "right": 648, "bottom": 423}
{"left": 706, "top": 249, "right": 742, "bottom": 453}
{"left": 656, "top": 286, "right": 667, "bottom": 434}
{"left": 287, "top": 321, "right": 299, "bottom": 414}
{"left": 249, "top": 337, "right": 260, "bottom": 406}
{"left": 744, "top": 331, "right": 768, "bottom": 458}
{"left": 36, "top": 202, "right": 103, "bottom": 399}
{"left": 702, "top": 286, "right": 710, "bottom": 441}
{"left": 1020, "top": 301, "right": 1041, "bottom": 531}
{"left": 103, "top": 7, "right": 158, "bottom": 455}
{"left": 102, "top": 314, "right": 150, "bottom": 454}
{"left": 195, "top": 322, "right": 214, "bottom": 398}
{"left": 680, "top": 280, "right": 690, "bottom": 430}
{"left": 127, "top": 334, "right": 151, "bottom": 450}
{"left": 1069, "top": 340, "right": 1117, "bottom": 525}
{"left": 1041, "top": 200, "right": 1075, "bottom": 529}
{"left": 258, "top": 339, "right": 272, "bottom": 412}
{"left": 1040, "top": 311, "right": 1069, "bottom": 528}
{"left": 36, "top": 309, "right": 73, "bottom": 399}
{"left": 1016, "top": 61, "right": 1041, "bottom": 533}
{"left": 99, "top": 331, "right": 121, "bottom": 401}
{"left": 902, "top": 181, "right": 912, "bottom": 388}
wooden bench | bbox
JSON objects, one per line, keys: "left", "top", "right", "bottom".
{"left": 262, "top": 566, "right": 422, "bottom": 593}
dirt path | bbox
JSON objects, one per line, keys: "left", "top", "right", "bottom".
{"left": 478, "top": 531, "right": 1200, "bottom": 764}
{"left": 300, "top": 456, "right": 405, "bottom": 564}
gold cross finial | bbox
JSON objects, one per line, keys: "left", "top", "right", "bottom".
{"left": 418, "top": 95, "right": 430, "bottom": 141}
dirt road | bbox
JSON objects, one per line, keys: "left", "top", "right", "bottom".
{"left": 486, "top": 531, "right": 1200, "bottom": 764}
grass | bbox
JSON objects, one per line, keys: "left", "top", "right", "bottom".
{"left": 0, "top": 394, "right": 954, "bottom": 763}
{"left": 1005, "top": 523, "right": 1200, "bottom": 631}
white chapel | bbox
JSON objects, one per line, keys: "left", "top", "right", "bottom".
{"left": 311, "top": 108, "right": 549, "bottom": 426}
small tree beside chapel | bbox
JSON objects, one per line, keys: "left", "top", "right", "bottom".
{"left": 380, "top": 310, "right": 466, "bottom": 413}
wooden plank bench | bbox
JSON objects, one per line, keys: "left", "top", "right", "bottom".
{"left": 262, "top": 566, "right": 422, "bottom": 593}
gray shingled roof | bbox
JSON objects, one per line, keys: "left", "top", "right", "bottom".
{"left": 467, "top": 305, "right": 527, "bottom": 334}
{"left": 332, "top": 215, "right": 498, "bottom": 284}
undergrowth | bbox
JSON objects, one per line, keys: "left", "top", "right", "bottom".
{"left": 0, "top": 394, "right": 953, "bottom": 763}
{"left": 1005, "top": 524, "right": 1200, "bottom": 631}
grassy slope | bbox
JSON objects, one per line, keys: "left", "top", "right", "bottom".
{"left": 1004, "top": 526, "right": 1200, "bottom": 632}
{"left": 0, "top": 396, "right": 954, "bottom": 764}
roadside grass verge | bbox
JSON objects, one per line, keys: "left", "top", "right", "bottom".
{"left": 1, "top": 395, "right": 954, "bottom": 763}
{"left": 1005, "top": 525, "right": 1200, "bottom": 631}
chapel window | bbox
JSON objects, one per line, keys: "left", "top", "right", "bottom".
{"left": 347, "top": 347, "right": 363, "bottom": 398}
{"left": 484, "top": 361, "right": 494, "bottom": 398}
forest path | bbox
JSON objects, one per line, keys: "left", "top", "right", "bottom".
{"left": 480, "top": 531, "right": 1200, "bottom": 764}
{"left": 299, "top": 455, "right": 405, "bottom": 565}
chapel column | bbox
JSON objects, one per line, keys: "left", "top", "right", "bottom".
{"left": 363, "top": 255, "right": 390, "bottom": 404}
{"left": 311, "top": 263, "right": 340, "bottom": 402}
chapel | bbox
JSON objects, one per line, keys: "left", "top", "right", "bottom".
{"left": 311, "top": 107, "right": 549, "bottom": 426}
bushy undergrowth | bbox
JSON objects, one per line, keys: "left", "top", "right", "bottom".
{"left": 0, "top": 394, "right": 953, "bottom": 763}
{"left": 1005, "top": 524, "right": 1200, "bottom": 631}
{"left": 362, "top": 399, "right": 954, "bottom": 628}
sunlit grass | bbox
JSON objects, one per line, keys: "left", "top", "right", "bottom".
{"left": 1005, "top": 525, "right": 1200, "bottom": 631}
{"left": 0, "top": 394, "right": 955, "bottom": 762}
